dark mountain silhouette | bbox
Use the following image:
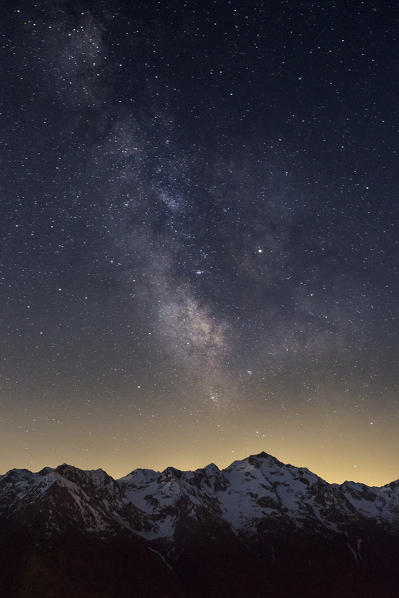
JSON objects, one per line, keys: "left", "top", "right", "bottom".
{"left": 1, "top": 452, "right": 399, "bottom": 597}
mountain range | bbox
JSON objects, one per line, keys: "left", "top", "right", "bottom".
{"left": 1, "top": 451, "right": 399, "bottom": 597}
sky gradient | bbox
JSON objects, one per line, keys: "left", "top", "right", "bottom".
{"left": 1, "top": 0, "right": 399, "bottom": 485}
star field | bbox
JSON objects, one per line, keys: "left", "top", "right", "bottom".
{"left": 1, "top": 0, "right": 399, "bottom": 484}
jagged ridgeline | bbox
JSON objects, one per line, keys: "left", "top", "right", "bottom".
{"left": 1, "top": 452, "right": 399, "bottom": 597}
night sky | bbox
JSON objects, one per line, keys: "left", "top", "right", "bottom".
{"left": 1, "top": 0, "right": 399, "bottom": 485}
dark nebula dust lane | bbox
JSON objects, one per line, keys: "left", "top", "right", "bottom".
{"left": 0, "top": 0, "right": 399, "bottom": 483}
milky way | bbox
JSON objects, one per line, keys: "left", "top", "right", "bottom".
{"left": 1, "top": 0, "right": 399, "bottom": 484}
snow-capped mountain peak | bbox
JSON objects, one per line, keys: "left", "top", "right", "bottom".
{"left": 1, "top": 452, "right": 399, "bottom": 541}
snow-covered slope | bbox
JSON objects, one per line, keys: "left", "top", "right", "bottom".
{"left": 0, "top": 464, "right": 133, "bottom": 535}
{"left": 2, "top": 453, "right": 399, "bottom": 598}
{"left": 118, "top": 452, "right": 399, "bottom": 539}
{"left": 2, "top": 452, "right": 399, "bottom": 543}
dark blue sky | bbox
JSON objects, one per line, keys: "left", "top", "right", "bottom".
{"left": 0, "top": 0, "right": 398, "bottom": 483}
